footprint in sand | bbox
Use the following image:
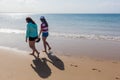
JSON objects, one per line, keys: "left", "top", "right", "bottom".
{"left": 112, "top": 62, "right": 118, "bottom": 64}
{"left": 116, "top": 77, "right": 120, "bottom": 80}
{"left": 70, "top": 64, "right": 78, "bottom": 67}
{"left": 92, "top": 68, "right": 101, "bottom": 72}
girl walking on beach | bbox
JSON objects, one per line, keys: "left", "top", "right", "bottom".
{"left": 38, "top": 16, "right": 51, "bottom": 53}
{"left": 26, "top": 17, "right": 40, "bottom": 57}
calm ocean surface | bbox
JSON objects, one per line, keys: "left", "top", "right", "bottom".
{"left": 0, "top": 13, "right": 120, "bottom": 52}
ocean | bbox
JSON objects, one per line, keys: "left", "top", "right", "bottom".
{"left": 0, "top": 13, "right": 120, "bottom": 54}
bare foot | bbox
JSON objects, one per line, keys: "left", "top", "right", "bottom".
{"left": 29, "top": 53, "right": 34, "bottom": 55}
{"left": 37, "top": 52, "right": 40, "bottom": 58}
{"left": 48, "top": 47, "right": 51, "bottom": 50}
{"left": 42, "top": 50, "right": 47, "bottom": 53}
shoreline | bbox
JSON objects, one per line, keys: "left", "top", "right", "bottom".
{"left": 1, "top": 36, "right": 120, "bottom": 60}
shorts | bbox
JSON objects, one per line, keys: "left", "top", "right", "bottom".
{"left": 29, "top": 36, "right": 38, "bottom": 41}
{"left": 42, "top": 32, "right": 49, "bottom": 37}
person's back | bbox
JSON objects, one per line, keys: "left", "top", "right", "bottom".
{"left": 26, "top": 22, "right": 38, "bottom": 38}
{"left": 26, "top": 17, "right": 40, "bottom": 57}
{"left": 38, "top": 16, "right": 51, "bottom": 53}
{"left": 41, "top": 22, "right": 48, "bottom": 33}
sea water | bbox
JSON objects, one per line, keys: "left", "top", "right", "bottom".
{"left": 0, "top": 13, "right": 120, "bottom": 53}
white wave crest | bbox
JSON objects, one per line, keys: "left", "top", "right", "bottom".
{"left": 0, "top": 28, "right": 120, "bottom": 41}
{"left": 0, "top": 28, "right": 25, "bottom": 34}
{"left": 50, "top": 32, "right": 120, "bottom": 41}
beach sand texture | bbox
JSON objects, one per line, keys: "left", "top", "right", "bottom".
{"left": 0, "top": 48, "right": 120, "bottom": 80}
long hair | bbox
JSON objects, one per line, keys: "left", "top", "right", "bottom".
{"left": 26, "top": 17, "right": 36, "bottom": 24}
{"left": 40, "top": 17, "right": 48, "bottom": 27}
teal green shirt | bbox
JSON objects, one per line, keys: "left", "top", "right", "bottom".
{"left": 26, "top": 23, "right": 38, "bottom": 38}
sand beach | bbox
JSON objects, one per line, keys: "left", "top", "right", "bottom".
{"left": 0, "top": 41, "right": 120, "bottom": 80}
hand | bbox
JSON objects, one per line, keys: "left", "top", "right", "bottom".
{"left": 26, "top": 38, "right": 27, "bottom": 42}
{"left": 35, "top": 37, "right": 40, "bottom": 42}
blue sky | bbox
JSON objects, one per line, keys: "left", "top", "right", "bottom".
{"left": 0, "top": 0, "right": 120, "bottom": 13}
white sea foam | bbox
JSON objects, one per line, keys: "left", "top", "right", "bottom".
{"left": 0, "top": 28, "right": 120, "bottom": 41}
{"left": 0, "top": 28, "right": 25, "bottom": 34}
{"left": 0, "top": 46, "right": 28, "bottom": 55}
{"left": 50, "top": 32, "right": 120, "bottom": 41}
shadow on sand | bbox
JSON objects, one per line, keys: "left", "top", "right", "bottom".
{"left": 31, "top": 52, "right": 64, "bottom": 78}
{"left": 31, "top": 55, "right": 51, "bottom": 78}
{"left": 46, "top": 51, "right": 65, "bottom": 70}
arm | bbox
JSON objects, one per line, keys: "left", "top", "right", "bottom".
{"left": 26, "top": 24, "right": 30, "bottom": 42}
{"left": 38, "top": 29, "right": 42, "bottom": 38}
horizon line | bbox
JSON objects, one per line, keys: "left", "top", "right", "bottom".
{"left": 0, "top": 12, "right": 120, "bottom": 14}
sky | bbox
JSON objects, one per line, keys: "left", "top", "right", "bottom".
{"left": 0, "top": 0, "right": 120, "bottom": 13}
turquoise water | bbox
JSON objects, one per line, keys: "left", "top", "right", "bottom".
{"left": 0, "top": 13, "right": 120, "bottom": 40}
{"left": 0, "top": 13, "right": 120, "bottom": 52}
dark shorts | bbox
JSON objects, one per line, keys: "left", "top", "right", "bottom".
{"left": 42, "top": 32, "right": 49, "bottom": 37}
{"left": 29, "top": 36, "right": 38, "bottom": 41}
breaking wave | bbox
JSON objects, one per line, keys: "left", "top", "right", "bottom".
{"left": 0, "top": 28, "right": 120, "bottom": 41}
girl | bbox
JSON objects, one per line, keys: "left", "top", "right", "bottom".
{"left": 26, "top": 17, "right": 40, "bottom": 57}
{"left": 39, "top": 16, "right": 51, "bottom": 53}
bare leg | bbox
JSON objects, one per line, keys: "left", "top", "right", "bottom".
{"left": 46, "top": 41, "right": 51, "bottom": 50}
{"left": 42, "top": 37, "right": 47, "bottom": 53}
{"left": 42, "top": 37, "right": 51, "bottom": 53}
{"left": 29, "top": 41, "right": 35, "bottom": 55}
{"left": 29, "top": 41, "right": 40, "bottom": 57}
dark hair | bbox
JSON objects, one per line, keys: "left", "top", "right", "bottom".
{"left": 26, "top": 17, "right": 36, "bottom": 24}
{"left": 40, "top": 17, "right": 48, "bottom": 27}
